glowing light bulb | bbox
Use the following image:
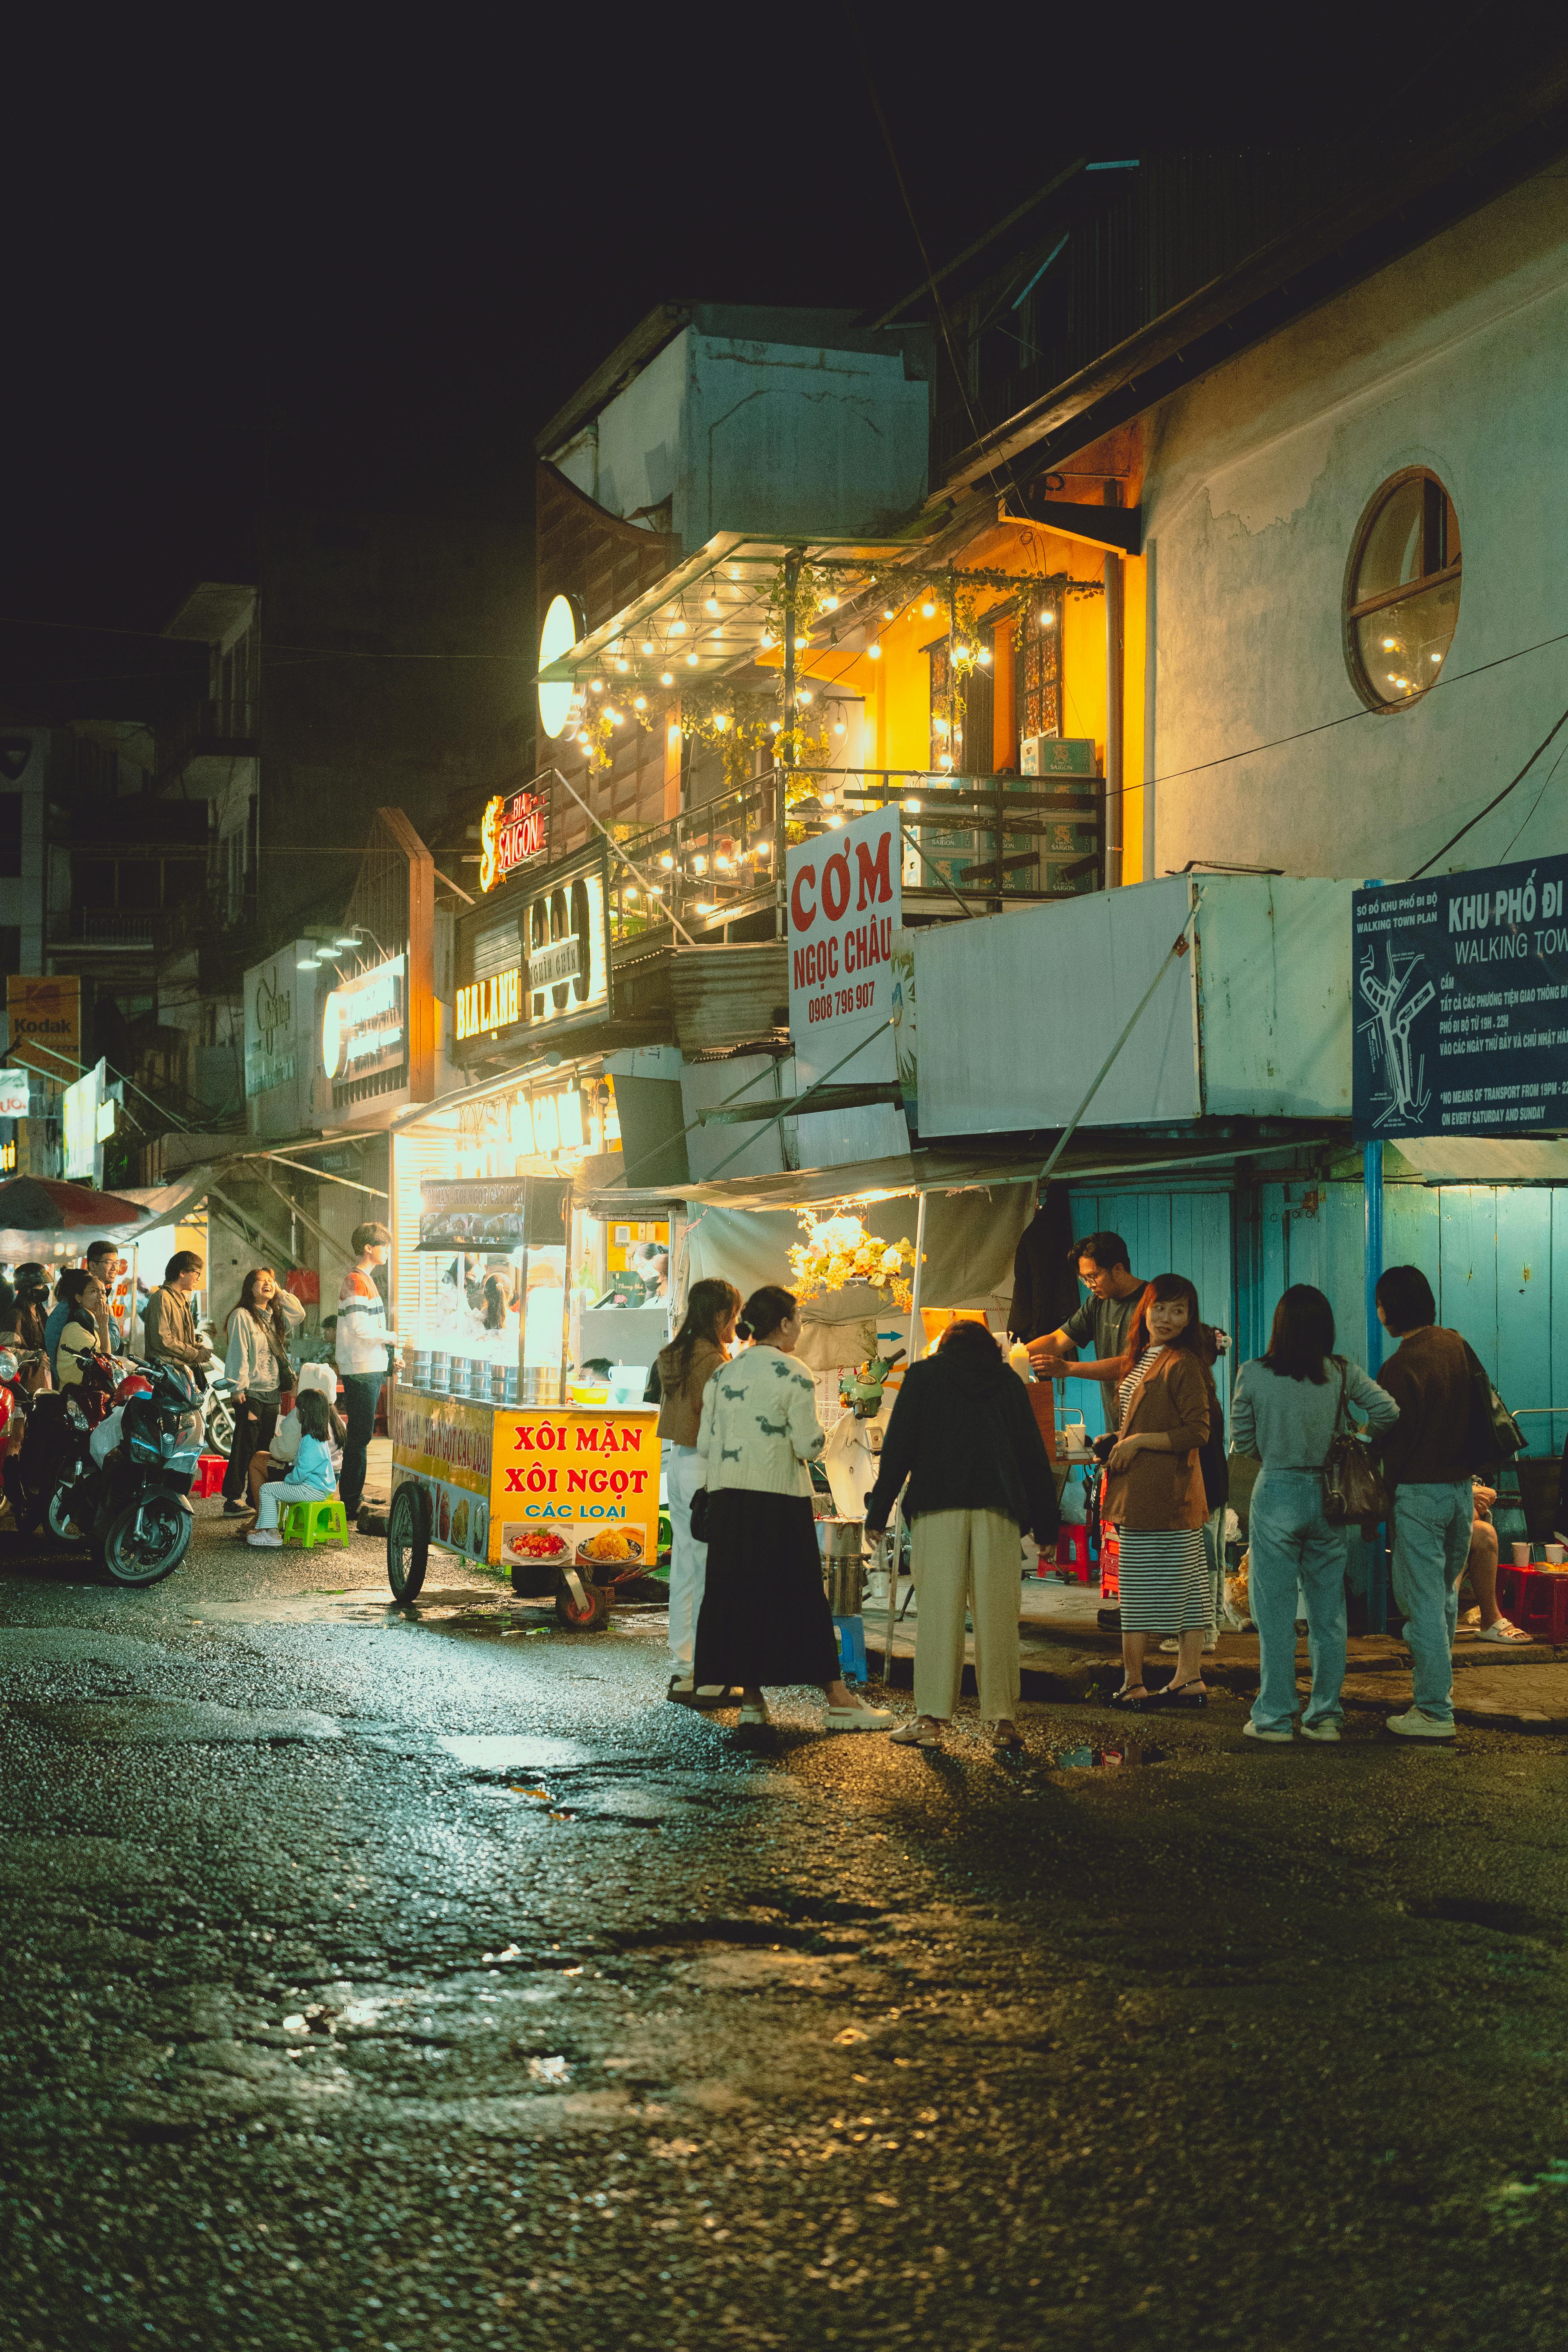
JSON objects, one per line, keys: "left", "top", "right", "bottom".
{"left": 704, "top": 595, "right": 720, "bottom": 615}
{"left": 641, "top": 639, "right": 654, "bottom": 655}
{"left": 659, "top": 853, "right": 675, "bottom": 869}
{"left": 769, "top": 720, "right": 782, "bottom": 733}
{"left": 1039, "top": 609, "right": 1056, "bottom": 628}
{"left": 833, "top": 721, "right": 846, "bottom": 736}
{"left": 660, "top": 670, "right": 673, "bottom": 686}
{"left": 757, "top": 840, "right": 771, "bottom": 857}
{"left": 868, "top": 641, "right": 881, "bottom": 659}
{"left": 954, "top": 644, "right": 968, "bottom": 661}
{"left": 822, "top": 790, "right": 835, "bottom": 808}
{"left": 904, "top": 797, "right": 921, "bottom": 813}
{"left": 692, "top": 855, "right": 707, "bottom": 874}
{"left": 609, "top": 710, "right": 624, "bottom": 726}
{"left": 1430, "top": 652, "right": 1442, "bottom": 663}
{"left": 978, "top": 647, "right": 992, "bottom": 666}
{"left": 590, "top": 679, "right": 604, "bottom": 693}
{"left": 685, "top": 651, "right": 699, "bottom": 667}
{"left": 715, "top": 854, "right": 732, "bottom": 871}
{"left": 670, "top": 617, "right": 686, "bottom": 634}
{"left": 615, "top": 657, "right": 629, "bottom": 673}
{"left": 649, "top": 884, "right": 663, "bottom": 898}
{"left": 633, "top": 693, "right": 647, "bottom": 710}
{"left": 798, "top": 688, "right": 813, "bottom": 705}
{"left": 714, "top": 712, "right": 730, "bottom": 731}
{"left": 940, "top": 751, "right": 954, "bottom": 768}
{"left": 794, "top": 635, "right": 807, "bottom": 650}
{"left": 1382, "top": 637, "right": 1398, "bottom": 650}
{"left": 696, "top": 900, "right": 713, "bottom": 914}
{"left": 625, "top": 884, "right": 639, "bottom": 900}
{"left": 760, "top": 629, "right": 774, "bottom": 648}
{"left": 823, "top": 593, "right": 839, "bottom": 611}
{"left": 883, "top": 606, "right": 895, "bottom": 619}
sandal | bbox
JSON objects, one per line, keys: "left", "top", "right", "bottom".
{"left": 1153, "top": 1677, "right": 1209, "bottom": 1710}
{"left": 990, "top": 1721, "right": 1024, "bottom": 1754}
{"left": 1109, "top": 1684, "right": 1156, "bottom": 1709}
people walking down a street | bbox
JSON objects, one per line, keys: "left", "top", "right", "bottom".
{"left": 1027, "top": 1230, "right": 1144, "bottom": 1434}
{"left": 1373, "top": 1265, "right": 1485, "bottom": 1740}
{"left": 246, "top": 1387, "right": 339, "bottom": 1550}
{"left": 655, "top": 1276, "right": 742, "bottom": 1708}
{"left": 693, "top": 1284, "right": 893, "bottom": 1733}
{"left": 336, "top": 1222, "right": 395, "bottom": 1525}
{"left": 1102, "top": 1274, "right": 1217, "bottom": 1709}
{"left": 51, "top": 1270, "right": 109, "bottom": 1391}
{"left": 1230, "top": 1285, "right": 1399, "bottom": 1744}
{"left": 45, "top": 1244, "right": 121, "bottom": 1374}
{"left": 866, "top": 1319, "right": 1059, "bottom": 1755}
{"left": 142, "top": 1251, "right": 208, "bottom": 1388}
{"left": 220, "top": 1268, "right": 305, "bottom": 1521}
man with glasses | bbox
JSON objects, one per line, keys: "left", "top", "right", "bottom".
{"left": 1028, "top": 1231, "right": 1145, "bottom": 1434}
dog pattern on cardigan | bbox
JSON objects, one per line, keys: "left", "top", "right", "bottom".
{"left": 695, "top": 1343, "right": 827, "bottom": 1495}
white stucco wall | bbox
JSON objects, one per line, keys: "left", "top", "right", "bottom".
{"left": 553, "top": 328, "right": 928, "bottom": 550}
{"left": 1144, "top": 167, "right": 1568, "bottom": 885}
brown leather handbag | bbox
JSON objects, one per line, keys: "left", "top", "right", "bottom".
{"left": 1321, "top": 1357, "right": 1390, "bottom": 1527}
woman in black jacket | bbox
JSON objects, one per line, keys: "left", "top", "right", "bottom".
{"left": 865, "top": 1321, "right": 1058, "bottom": 1753}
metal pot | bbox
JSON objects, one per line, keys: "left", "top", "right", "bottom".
{"left": 818, "top": 1516, "right": 867, "bottom": 1615}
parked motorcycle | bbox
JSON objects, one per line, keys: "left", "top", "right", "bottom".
{"left": 0, "top": 1348, "right": 48, "bottom": 1530}
{"left": 18, "top": 1345, "right": 122, "bottom": 1543}
{"left": 51, "top": 1360, "right": 207, "bottom": 1586}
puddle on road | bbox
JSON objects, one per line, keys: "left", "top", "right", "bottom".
{"left": 1049, "top": 1742, "right": 1170, "bottom": 1772}
{"left": 15, "top": 1696, "right": 343, "bottom": 1744}
{"left": 437, "top": 1735, "right": 603, "bottom": 1773}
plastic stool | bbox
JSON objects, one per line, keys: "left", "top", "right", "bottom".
{"left": 191, "top": 1454, "right": 227, "bottom": 1499}
{"left": 279, "top": 1498, "right": 350, "bottom": 1550}
{"left": 1497, "top": 1563, "right": 1568, "bottom": 1644}
{"left": 833, "top": 1612, "right": 867, "bottom": 1686}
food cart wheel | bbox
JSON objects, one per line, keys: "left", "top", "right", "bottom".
{"left": 387, "top": 1483, "right": 431, "bottom": 1604}
{"left": 554, "top": 1567, "right": 610, "bottom": 1631}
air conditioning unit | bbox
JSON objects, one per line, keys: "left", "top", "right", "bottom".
{"left": 1020, "top": 735, "right": 1097, "bottom": 778}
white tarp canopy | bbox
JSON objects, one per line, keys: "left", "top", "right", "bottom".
{"left": 1394, "top": 1138, "right": 1568, "bottom": 1183}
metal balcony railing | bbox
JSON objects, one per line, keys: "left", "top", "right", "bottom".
{"left": 597, "top": 764, "right": 1105, "bottom": 946}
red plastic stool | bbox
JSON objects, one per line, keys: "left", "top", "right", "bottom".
{"left": 191, "top": 1454, "right": 228, "bottom": 1499}
{"left": 1497, "top": 1564, "right": 1568, "bottom": 1644}
{"left": 1054, "top": 1524, "right": 1092, "bottom": 1583}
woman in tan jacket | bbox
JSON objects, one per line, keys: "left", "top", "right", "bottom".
{"left": 1102, "top": 1273, "right": 1215, "bottom": 1709}
{"left": 653, "top": 1277, "right": 742, "bottom": 1704}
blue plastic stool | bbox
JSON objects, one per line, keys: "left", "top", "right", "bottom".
{"left": 279, "top": 1498, "right": 350, "bottom": 1550}
{"left": 833, "top": 1613, "right": 867, "bottom": 1686}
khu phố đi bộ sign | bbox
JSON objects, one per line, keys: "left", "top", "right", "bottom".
{"left": 1352, "top": 855, "right": 1568, "bottom": 1138}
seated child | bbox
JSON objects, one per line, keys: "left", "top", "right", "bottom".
{"left": 245, "top": 1361, "right": 345, "bottom": 1511}
{"left": 247, "top": 1388, "right": 338, "bottom": 1548}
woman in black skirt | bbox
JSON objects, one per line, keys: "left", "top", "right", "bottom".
{"left": 693, "top": 1284, "right": 893, "bottom": 1733}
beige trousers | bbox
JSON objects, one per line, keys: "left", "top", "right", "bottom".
{"left": 911, "top": 1508, "right": 1022, "bottom": 1722}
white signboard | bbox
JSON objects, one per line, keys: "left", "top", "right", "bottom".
{"left": 243, "top": 944, "right": 319, "bottom": 1138}
{"left": 64, "top": 1060, "right": 105, "bottom": 1181}
{"left": 787, "top": 802, "right": 907, "bottom": 1164}
{"left": 0, "top": 1069, "right": 31, "bottom": 1119}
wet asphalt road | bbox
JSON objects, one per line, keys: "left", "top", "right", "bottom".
{"left": 3, "top": 1504, "right": 1568, "bottom": 2350}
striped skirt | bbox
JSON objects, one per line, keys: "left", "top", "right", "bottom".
{"left": 1116, "top": 1524, "right": 1209, "bottom": 1634}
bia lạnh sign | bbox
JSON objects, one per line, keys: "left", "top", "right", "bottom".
{"left": 787, "top": 801, "right": 901, "bottom": 1051}
{"left": 1352, "top": 852, "right": 1568, "bottom": 1138}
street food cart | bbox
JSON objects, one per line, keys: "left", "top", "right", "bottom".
{"left": 384, "top": 1169, "right": 659, "bottom": 1623}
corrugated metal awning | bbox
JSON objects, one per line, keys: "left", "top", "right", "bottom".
{"left": 669, "top": 942, "right": 789, "bottom": 1053}
{"left": 584, "top": 1131, "right": 1323, "bottom": 1218}
{"left": 1394, "top": 1138, "right": 1568, "bottom": 1184}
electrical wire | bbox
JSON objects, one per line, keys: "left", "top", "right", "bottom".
{"left": 1406, "top": 692, "right": 1568, "bottom": 878}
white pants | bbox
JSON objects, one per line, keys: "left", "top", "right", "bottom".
{"left": 257, "top": 1479, "right": 334, "bottom": 1532}
{"left": 665, "top": 1444, "right": 707, "bottom": 1669}
{"left": 911, "top": 1508, "right": 1022, "bottom": 1722}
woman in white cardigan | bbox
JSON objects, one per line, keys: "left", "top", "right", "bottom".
{"left": 693, "top": 1285, "right": 892, "bottom": 1733}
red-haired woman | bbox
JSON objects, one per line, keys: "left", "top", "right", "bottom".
{"left": 1102, "top": 1273, "right": 1216, "bottom": 1708}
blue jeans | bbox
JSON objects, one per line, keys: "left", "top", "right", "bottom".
{"left": 339, "top": 1373, "right": 384, "bottom": 1519}
{"left": 1248, "top": 1468, "right": 1349, "bottom": 1731}
{"left": 1390, "top": 1478, "right": 1472, "bottom": 1723}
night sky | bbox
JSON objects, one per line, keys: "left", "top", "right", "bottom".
{"left": 3, "top": 5, "right": 1484, "bottom": 710}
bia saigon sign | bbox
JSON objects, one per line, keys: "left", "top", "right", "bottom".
{"left": 479, "top": 788, "right": 548, "bottom": 893}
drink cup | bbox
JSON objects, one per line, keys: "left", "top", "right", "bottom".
{"left": 1511, "top": 1543, "right": 1532, "bottom": 1566}
{"left": 1546, "top": 1545, "right": 1565, "bottom": 1564}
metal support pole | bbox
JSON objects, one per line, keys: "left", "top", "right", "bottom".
{"left": 1104, "top": 500, "right": 1124, "bottom": 887}
{"left": 880, "top": 1190, "right": 928, "bottom": 1684}
{"left": 778, "top": 553, "right": 799, "bottom": 941}
{"left": 1364, "top": 1136, "right": 1387, "bottom": 1635}
{"left": 946, "top": 569, "right": 959, "bottom": 774}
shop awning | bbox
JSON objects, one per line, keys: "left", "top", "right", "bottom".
{"left": 583, "top": 1130, "right": 1327, "bottom": 1220}
{"left": 1394, "top": 1138, "right": 1568, "bottom": 1183}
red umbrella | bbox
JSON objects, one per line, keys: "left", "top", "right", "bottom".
{"left": 0, "top": 1176, "right": 148, "bottom": 1256}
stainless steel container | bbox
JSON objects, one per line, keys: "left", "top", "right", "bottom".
{"left": 818, "top": 1517, "right": 868, "bottom": 1615}
{"left": 521, "top": 1367, "right": 562, "bottom": 1408}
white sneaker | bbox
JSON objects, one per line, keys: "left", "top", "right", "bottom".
{"left": 1385, "top": 1706, "right": 1456, "bottom": 1739}
{"left": 1243, "top": 1719, "right": 1293, "bottom": 1744}
{"left": 1299, "top": 1719, "right": 1342, "bottom": 1742}
{"left": 1158, "top": 1635, "right": 1218, "bottom": 1653}
{"left": 824, "top": 1700, "right": 895, "bottom": 1733}
{"left": 246, "top": 1529, "right": 283, "bottom": 1549}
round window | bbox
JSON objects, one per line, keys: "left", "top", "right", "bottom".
{"left": 1346, "top": 470, "right": 1461, "bottom": 709}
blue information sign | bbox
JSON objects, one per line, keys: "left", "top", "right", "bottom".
{"left": 1352, "top": 855, "right": 1568, "bottom": 1139}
